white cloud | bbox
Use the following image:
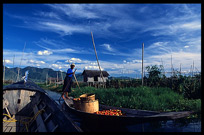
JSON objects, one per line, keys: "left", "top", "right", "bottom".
{"left": 149, "top": 51, "right": 201, "bottom": 71}
{"left": 4, "top": 59, "right": 12, "bottom": 64}
{"left": 39, "top": 61, "right": 45, "bottom": 64}
{"left": 48, "top": 4, "right": 100, "bottom": 19}
{"left": 36, "top": 64, "right": 40, "bottom": 67}
{"left": 65, "top": 58, "right": 82, "bottom": 64}
{"left": 184, "top": 45, "right": 189, "bottom": 48}
{"left": 37, "top": 50, "right": 53, "bottom": 55}
{"left": 132, "top": 60, "right": 142, "bottom": 63}
{"left": 39, "top": 21, "right": 88, "bottom": 35}
{"left": 100, "top": 44, "right": 115, "bottom": 52}
{"left": 180, "top": 21, "right": 201, "bottom": 30}
{"left": 29, "top": 60, "right": 35, "bottom": 63}
{"left": 85, "top": 65, "right": 104, "bottom": 71}
{"left": 34, "top": 11, "right": 61, "bottom": 20}
{"left": 70, "top": 58, "right": 82, "bottom": 63}
{"left": 55, "top": 48, "right": 78, "bottom": 53}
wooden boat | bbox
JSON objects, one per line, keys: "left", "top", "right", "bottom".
{"left": 64, "top": 97, "right": 193, "bottom": 125}
{"left": 3, "top": 80, "right": 83, "bottom": 132}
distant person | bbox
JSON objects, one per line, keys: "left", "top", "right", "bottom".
{"left": 62, "top": 63, "right": 76, "bottom": 100}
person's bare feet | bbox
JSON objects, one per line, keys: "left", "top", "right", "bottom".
{"left": 62, "top": 95, "right": 66, "bottom": 100}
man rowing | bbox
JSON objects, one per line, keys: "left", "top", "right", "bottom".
{"left": 62, "top": 63, "right": 76, "bottom": 100}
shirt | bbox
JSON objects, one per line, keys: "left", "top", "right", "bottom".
{"left": 66, "top": 68, "right": 73, "bottom": 77}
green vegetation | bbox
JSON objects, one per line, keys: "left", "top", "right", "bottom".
{"left": 68, "top": 86, "right": 201, "bottom": 113}
{"left": 106, "top": 65, "right": 201, "bottom": 100}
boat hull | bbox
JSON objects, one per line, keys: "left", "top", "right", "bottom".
{"left": 64, "top": 98, "right": 193, "bottom": 125}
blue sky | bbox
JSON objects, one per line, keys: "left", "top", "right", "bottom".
{"left": 3, "top": 4, "right": 201, "bottom": 78}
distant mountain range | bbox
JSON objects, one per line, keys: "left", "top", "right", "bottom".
{"left": 3, "top": 66, "right": 83, "bottom": 82}
{"left": 3, "top": 66, "right": 133, "bottom": 83}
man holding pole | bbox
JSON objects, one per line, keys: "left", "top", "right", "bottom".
{"left": 62, "top": 63, "right": 76, "bottom": 100}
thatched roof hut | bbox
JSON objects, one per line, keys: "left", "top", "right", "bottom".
{"left": 82, "top": 70, "right": 109, "bottom": 84}
{"left": 82, "top": 70, "right": 109, "bottom": 77}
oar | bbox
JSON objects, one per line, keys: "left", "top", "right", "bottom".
{"left": 58, "top": 69, "right": 76, "bottom": 103}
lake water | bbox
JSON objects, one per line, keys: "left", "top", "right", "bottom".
{"left": 45, "top": 90, "right": 201, "bottom": 132}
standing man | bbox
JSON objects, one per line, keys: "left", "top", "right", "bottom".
{"left": 62, "top": 63, "right": 76, "bottom": 99}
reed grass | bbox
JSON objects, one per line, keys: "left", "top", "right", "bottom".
{"left": 69, "top": 86, "right": 201, "bottom": 113}
{"left": 37, "top": 83, "right": 200, "bottom": 113}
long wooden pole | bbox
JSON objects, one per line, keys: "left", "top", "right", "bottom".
{"left": 142, "top": 43, "right": 144, "bottom": 86}
{"left": 17, "top": 42, "right": 26, "bottom": 82}
{"left": 161, "top": 58, "right": 165, "bottom": 76}
{"left": 171, "top": 55, "right": 173, "bottom": 76}
{"left": 91, "top": 31, "right": 105, "bottom": 84}
{"left": 192, "top": 60, "right": 194, "bottom": 77}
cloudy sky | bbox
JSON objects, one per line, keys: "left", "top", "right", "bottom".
{"left": 3, "top": 4, "right": 201, "bottom": 78}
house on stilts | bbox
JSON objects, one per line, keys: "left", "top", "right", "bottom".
{"left": 82, "top": 70, "right": 109, "bottom": 88}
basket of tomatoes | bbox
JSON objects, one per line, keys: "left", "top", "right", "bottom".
{"left": 94, "top": 109, "right": 125, "bottom": 116}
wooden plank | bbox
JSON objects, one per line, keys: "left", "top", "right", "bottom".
{"left": 5, "top": 107, "right": 12, "bottom": 118}
{"left": 33, "top": 105, "right": 47, "bottom": 132}
{"left": 44, "top": 113, "right": 52, "bottom": 122}
{"left": 19, "top": 90, "right": 26, "bottom": 111}
{"left": 5, "top": 91, "right": 14, "bottom": 114}
{"left": 10, "top": 127, "right": 16, "bottom": 132}
{"left": 5, "top": 127, "right": 12, "bottom": 132}
{"left": 3, "top": 121, "right": 11, "bottom": 127}
{"left": 51, "top": 124, "right": 59, "bottom": 132}
{"left": 13, "top": 90, "right": 19, "bottom": 113}
{"left": 6, "top": 121, "right": 16, "bottom": 127}
{"left": 3, "top": 127, "right": 8, "bottom": 132}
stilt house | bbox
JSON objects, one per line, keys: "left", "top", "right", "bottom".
{"left": 82, "top": 70, "right": 109, "bottom": 87}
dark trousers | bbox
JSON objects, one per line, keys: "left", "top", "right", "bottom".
{"left": 62, "top": 76, "right": 72, "bottom": 93}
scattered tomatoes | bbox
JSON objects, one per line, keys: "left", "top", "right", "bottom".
{"left": 94, "top": 109, "right": 125, "bottom": 116}
{"left": 73, "top": 98, "right": 81, "bottom": 101}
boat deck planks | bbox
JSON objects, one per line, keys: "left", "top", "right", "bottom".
{"left": 3, "top": 115, "right": 25, "bottom": 132}
{"left": 64, "top": 98, "right": 74, "bottom": 106}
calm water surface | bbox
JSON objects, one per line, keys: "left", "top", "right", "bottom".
{"left": 45, "top": 90, "right": 201, "bottom": 132}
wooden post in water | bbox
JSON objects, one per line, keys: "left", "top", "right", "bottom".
{"left": 180, "top": 63, "right": 182, "bottom": 75}
{"left": 142, "top": 43, "right": 144, "bottom": 86}
{"left": 171, "top": 55, "right": 173, "bottom": 77}
{"left": 17, "top": 67, "right": 20, "bottom": 82}
{"left": 192, "top": 60, "right": 194, "bottom": 77}
{"left": 61, "top": 71, "right": 64, "bottom": 84}
{"left": 13, "top": 55, "right": 15, "bottom": 68}
{"left": 57, "top": 72, "right": 58, "bottom": 87}
{"left": 190, "top": 65, "right": 192, "bottom": 77}
{"left": 46, "top": 73, "right": 48, "bottom": 85}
